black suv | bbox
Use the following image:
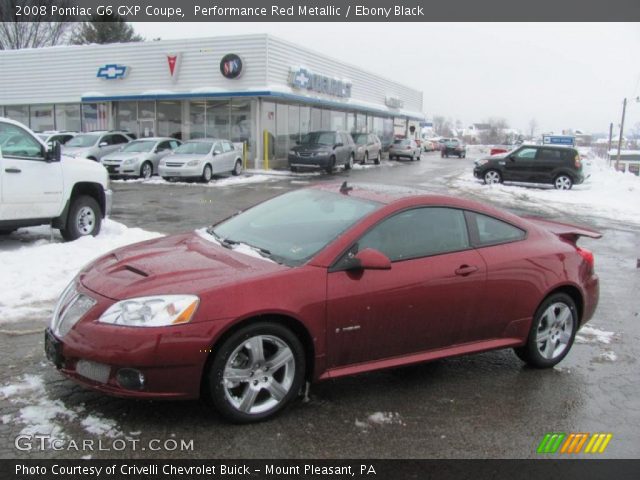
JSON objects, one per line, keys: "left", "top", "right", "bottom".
{"left": 473, "top": 145, "right": 585, "bottom": 190}
{"left": 288, "top": 131, "right": 355, "bottom": 174}
{"left": 441, "top": 138, "right": 466, "bottom": 158}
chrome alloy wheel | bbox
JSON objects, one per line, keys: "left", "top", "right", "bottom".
{"left": 222, "top": 335, "right": 296, "bottom": 415}
{"left": 535, "top": 302, "right": 574, "bottom": 360}
{"left": 484, "top": 170, "right": 501, "bottom": 184}
{"left": 75, "top": 206, "right": 96, "bottom": 235}
{"left": 554, "top": 175, "right": 572, "bottom": 190}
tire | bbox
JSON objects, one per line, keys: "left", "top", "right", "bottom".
{"left": 140, "top": 161, "right": 153, "bottom": 179}
{"left": 361, "top": 151, "right": 368, "bottom": 165}
{"left": 483, "top": 169, "right": 502, "bottom": 185}
{"left": 161, "top": 177, "right": 172, "bottom": 182}
{"left": 325, "top": 156, "right": 336, "bottom": 174}
{"left": 201, "top": 164, "right": 213, "bottom": 183}
{"left": 289, "top": 166, "right": 298, "bottom": 173}
{"left": 87, "top": 156, "right": 97, "bottom": 162}
{"left": 514, "top": 293, "right": 578, "bottom": 368}
{"left": 60, "top": 195, "right": 102, "bottom": 241}
{"left": 554, "top": 174, "right": 573, "bottom": 190}
{"left": 204, "top": 322, "right": 306, "bottom": 423}
{"left": 0, "top": 229, "right": 16, "bottom": 235}
{"left": 374, "top": 151, "right": 381, "bottom": 165}
{"left": 345, "top": 154, "right": 354, "bottom": 170}
{"left": 232, "top": 159, "right": 243, "bottom": 176}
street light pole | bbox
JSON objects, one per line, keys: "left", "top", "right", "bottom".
{"left": 615, "top": 98, "right": 627, "bottom": 171}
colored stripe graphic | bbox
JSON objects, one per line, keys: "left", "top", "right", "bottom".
{"left": 538, "top": 433, "right": 612, "bottom": 454}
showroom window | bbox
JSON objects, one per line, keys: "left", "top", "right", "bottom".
{"left": 310, "top": 108, "right": 322, "bottom": 131}
{"left": 300, "top": 106, "right": 310, "bottom": 137}
{"left": 5, "top": 105, "right": 29, "bottom": 126}
{"left": 230, "top": 99, "right": 254, "bottom": 159}
{"left": 55, "top": 104, "right": 81, "bottom": 132}
{"left": 138, "top": 101, "right": 156, "bottom": 137}
{"left": 206, "top": 100, "right": 230, "bottom": 139}
{"left": 29, "top": 104, "right": 55, "bottom": 132}
{"left": 82, "top": 103, "right": 108, "bottom": 132}
{"left": 275, "top": 103, "right": 289, "bottom": 164}
{"left": 188, "top": 100, "right": 206, "bottom": 139}
{"left": 114, "top": 101, "right": 137, "bottom": 136}
{"left": 156, "top": 100, "right": 182, "bottom": 139}
{"left": 330, "top": 110, "right": 346, "bottom": 131}
{"left": 288, "top": 104, "right": 300, "bottom": 145}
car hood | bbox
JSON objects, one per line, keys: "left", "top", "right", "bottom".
{"left": 63, "top": 146, "right": 93, "bottom": 156}
{"left": 103, "top": 151, "right": 146, "bottom": 161}
{"left": 478, "top": 154, "right": 507, "bottom": 163}
{"left": 80, "top": 232, "right": 287, "bottom": 301}
{"left": 163, "top": 153, "right": 208, "bottom": 162}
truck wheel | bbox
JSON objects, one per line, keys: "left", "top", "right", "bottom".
{"left": 60, "top": 195, "right": 102, "bottom": 241}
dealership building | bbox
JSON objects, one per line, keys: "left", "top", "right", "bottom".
{"left": 0, "top": 34, "right": 424, "bottom": 169}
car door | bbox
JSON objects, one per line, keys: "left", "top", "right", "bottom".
{"left": 326, "top": 207, "right": 487, "bottom": 368}
{"left": 0, "top": 122, "right": 63, "bottom": 221}
{"left": 222, "top": 141, "right": 236, "bottom": 171}
{"left": 536, "top": 147, "right": 564, "bottom": 182}
{"left": 210, "top": 142, "right": 225, "bottom": 174}
{"left": 503, "top": 146, "right": 537, "bottom": 182}
{"left": 335, "top": 133, "right": 348, "bottom": 164}
{"left": 152, "top": 140, "right": 172, "bottom": 170}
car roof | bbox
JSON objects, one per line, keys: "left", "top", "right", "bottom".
{"left": 131, "top": 137, "right": 177, "bottom": 142}
{"left": 183, "top": 138, "right": 224, "bottom": 142}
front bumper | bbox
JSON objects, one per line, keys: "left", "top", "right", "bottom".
{"left": 389, "top": 149, "right": 415, "bottom": 158}
{"left": 103, "top": 162, "right": 141, "bottom": 177}
{"left": 158, "top": 165, "right": 203, "bottom": 178}
{"left": 288, "top": 153, "right": 332, "bottom": 168}
{"left": 45, "top": 284, "right": 223, "bottom": 400}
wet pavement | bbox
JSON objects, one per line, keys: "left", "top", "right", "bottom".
{"left": 1, "top": 151, "right": 638, "bottom": 459}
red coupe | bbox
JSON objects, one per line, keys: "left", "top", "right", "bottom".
{"left": 46, "top": 183, "right": 600, "bottom": 423}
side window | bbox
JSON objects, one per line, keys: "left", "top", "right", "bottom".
{"left": 157, "top": 141, "right": 171, "bottom": 151}
{"left": 99, "top": 135, "right": 113, "bottom": 146}
{"left": 473, "top": 213, "right": 526, "bottom": 246}
{"left": 213, "top": 142, "right": 223, "bottom": 154}
{"left": 0, "top": 123, "right": 43, "bottom": 159}
{"left": 112, "top": 134, "right": 129, "bottom": 145}
{"left": 355, "top": 208, "right": 470, "bottom": 262}
{"left": 538, "top": 148, "right": 562, "bottom": 161}
{"left": 222, "top": 141, "right": 233, "bottom": 153}
{"left": 515, "top": 147, "right": 537, "bottom": 160}
{"left": 170, "top": 140, "right": 180, "bottom": 150}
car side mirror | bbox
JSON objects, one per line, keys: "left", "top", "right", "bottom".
{"left": 334, "top": 143, "right": 344, "bottom": 148}
{"left": 346, "top": 248, "right": 392, "bottom": 271}
{"left": 44, "top": 141, "right": 61, "bottom": 163}
{"left": 99, "top": 142, "right": 108, "bottom": 147}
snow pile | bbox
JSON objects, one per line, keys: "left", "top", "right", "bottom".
{"left": 0, "top": 219, "right": 162, "bottom": 324}
{"left": 575, "top": 325, "right": 617, "bottom": 345}
{"left": 352, "top": 160, "right": 398, "bottom": 170}
{"left": 1, "top": 374, "right": 126, "bottom": 444}
{"left": 451, "top": 154, "right": 640, "bottom": 226}
{"left": 112, "top": 174, "right": 274, "bottom": 188}
{"left": 597, "top": 351, "right": 618, "bottom": 362}
{"left": 355, "top": 411, "right": 405, "bottom": 430}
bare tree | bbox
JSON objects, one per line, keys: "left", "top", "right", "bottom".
{"left": 70, "top": 12, "right": 143, "bottom": 45}
{"left": 432, "top": 115, "right": 453, "bottom": 137}
{"left": 0, "top": 0, "right": 75, "bottom": 50}
{"left": 479, "top": 118, "right": 510, "bottom": 144}
{"left": 528, "top": 118, "right": 538, "bottom": 140}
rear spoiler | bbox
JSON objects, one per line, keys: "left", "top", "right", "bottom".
{"left": 525, "top": 217, "right": 602, "bottom": 243}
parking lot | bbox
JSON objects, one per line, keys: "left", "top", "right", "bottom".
{"left": 1, "top": 150, "right": 639, "bottom": 459}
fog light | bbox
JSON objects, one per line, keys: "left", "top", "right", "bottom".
{"left": 116, "top": 368, "right": 145, "bottom": 390}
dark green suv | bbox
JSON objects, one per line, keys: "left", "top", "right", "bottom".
{"left": 473, "top": 144, "right": 585, "bottom": 190}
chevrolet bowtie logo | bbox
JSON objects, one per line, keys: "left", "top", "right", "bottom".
{"left": 97, "top": 64, "right": 129, "bottom": 80}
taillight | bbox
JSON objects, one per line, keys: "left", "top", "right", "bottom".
{"left": 575, "top": 154, "right": 582, "bottom": 169}
{"left": 577, "top": 247, "right": 594, "bottom": 272}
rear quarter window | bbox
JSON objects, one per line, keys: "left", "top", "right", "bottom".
{"left": 472, "top": 213, "right": 526, "bottom": 246}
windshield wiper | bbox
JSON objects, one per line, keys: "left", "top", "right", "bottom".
{"left": 205, "top": 227, "right": 238, "bottom": 249}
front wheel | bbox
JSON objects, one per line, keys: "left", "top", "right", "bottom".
{"left": 374, "top": 151, "right": 381, "bottom": 165}
{"left": 204, "top": 322, "right": 306, "bottom": 423}
{"left": 325, "top": 156, "right": 336, "bottom": 174}
{"left": 345, "top": 154, "right": 354, "bottom": 170}
{"left": 483, "top": 170, "right": 502, "bottom": 185}
{"left": 514, "top": 293, "right": 578, "bottom": 368}
{"left": 202, "top": 164, "right": 213, "bottom": 183}
{"left": 140, "top": 161, "right": 153, "bottom": 179}
{"left": 361, "top": 151, "right": 368, "bottom": 165}
{"left": 554, "top": 174, "right": 573, "bottom": 190}
{"left": 60, "top": 195, "right": 102, "bottom": 241}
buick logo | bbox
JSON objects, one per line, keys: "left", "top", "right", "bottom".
{"left": 220, "top": 54, "right": 243, "bottom": 79}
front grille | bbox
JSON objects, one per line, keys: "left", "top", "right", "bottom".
{"left": 298, "top": 152, "right": 313, "bottom": 157}
{"left": 76, "top": 359, "right": 111, "bottom": 384}
{"left": 165, "top": 163, "right": 184, "bottom": 167}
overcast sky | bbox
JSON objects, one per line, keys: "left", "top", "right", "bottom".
{"left": 132, "top": 22, "right": 640, "bottom": 135}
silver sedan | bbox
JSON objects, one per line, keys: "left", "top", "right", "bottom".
{"left": 101, "top": 137, "right": 182, "bottom": 178}
{"left": 158, "top": 139, "right": 244, "bottom": 182}
{"left": 352, "top": 133, "right": 382, "bottom": 164}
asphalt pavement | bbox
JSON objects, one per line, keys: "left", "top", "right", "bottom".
{"left": 1, "top": 151, "right": 638, "bottom": 459}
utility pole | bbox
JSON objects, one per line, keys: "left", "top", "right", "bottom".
{"left": 607, "top": 122, "right": 613, "bottom": 166}
{"left": 616, "top": 98, "right": 627, "bottom": 171}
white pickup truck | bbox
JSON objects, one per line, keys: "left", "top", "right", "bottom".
{"left": 0, "top": 117, "right": 112, "bottom": 240}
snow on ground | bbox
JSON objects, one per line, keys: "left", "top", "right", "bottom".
{"left": 1, "top": 374, "right": 126, "bottom": 445}
{"left": 449, "top": 153, "right": 640, "bottom": 226}
{"left": 0, "top": 219, "right": 162, "bottom": 325}
{"left": 355, "top": 412, "right": 406, "bottom": 430}
{"left": 575, "top": 325, "right": 617, "bottom": 345}
{"left": 596, "top": 351, "right": 618, "bottom": 362}
{"left": 112, "top": 174, "right": 274, "bottom": 188}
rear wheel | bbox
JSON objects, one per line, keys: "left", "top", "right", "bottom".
{"left": 202, "top": 164, "right": 213, "bottom": 183}
{"left": 232, "top": 159, "right": 243, "bottom": 176}
{"left": 325, "top": 156, "right": 336, "bottom": 174}
{"left": 140, "top": 161, "right": 153, "bottom": 179}
{"left": 361, "top": 151, "right": 368, "bottom": 165}
{"left": 483, "top": 170, "right": 502, "bottom": 185}
{"left": 374, "top": 151, "right": 381, "bottom": 165}
{"left": 60, "top": 195, "right": 102, "bottom": 241}
{"left": 204, "top": 322, "right": 306, "bottom": 423}
{"left": 554, "top": 174, "right": 573, "bottom": 190}
{"left": 514, "top": 293, "right": 578, "bottom": 368}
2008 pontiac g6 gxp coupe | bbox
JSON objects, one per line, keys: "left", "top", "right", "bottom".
{"left": 46, "top": 183, "right": 601, "bottom": 423}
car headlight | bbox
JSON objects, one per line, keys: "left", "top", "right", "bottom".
{"left": 475, "top": 159, "right": 489, "bottom": 166}
{"left": 288, "top": 150, "right": 296, "bottom": 156}
{"left": 124, "top": 157, "right": 137, "bottom": 165}
{"left": 51, "top": 281, "right": 96, "bottom": 337}
{"left": 98, "top": 295, "right": 199, "bottom": 327}
{"left": 186, "top": 159, "right": 201, "bottom": 167}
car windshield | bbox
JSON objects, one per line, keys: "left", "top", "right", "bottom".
{"left": 66, "top": 134, "right": 100, "bottom": 147}
{"left": 121, "top": 140, "right": 156, "bottom": 153}
{"left": 446, "top": 140, "right": 459, "bottom": 146}
{"left": 301, "top": 132, "right": 336, "bottom": 146}
{"left": 37, "top": 134, "right": 49, "bottom": 141}
{"left": 209, "top": 189, "right": 381, "bottom": 267}
{"left": 352, "top": 134, "right": 368, "bottom": 145}
{"left": 174, "top": 141, "right": 213, "bottom": 155}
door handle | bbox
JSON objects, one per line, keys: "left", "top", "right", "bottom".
{"left": 455, "top": 265, "right": 478, "bottom": 276}
{"left": 5, "top": 168, "right": 21, "bottom": 173}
